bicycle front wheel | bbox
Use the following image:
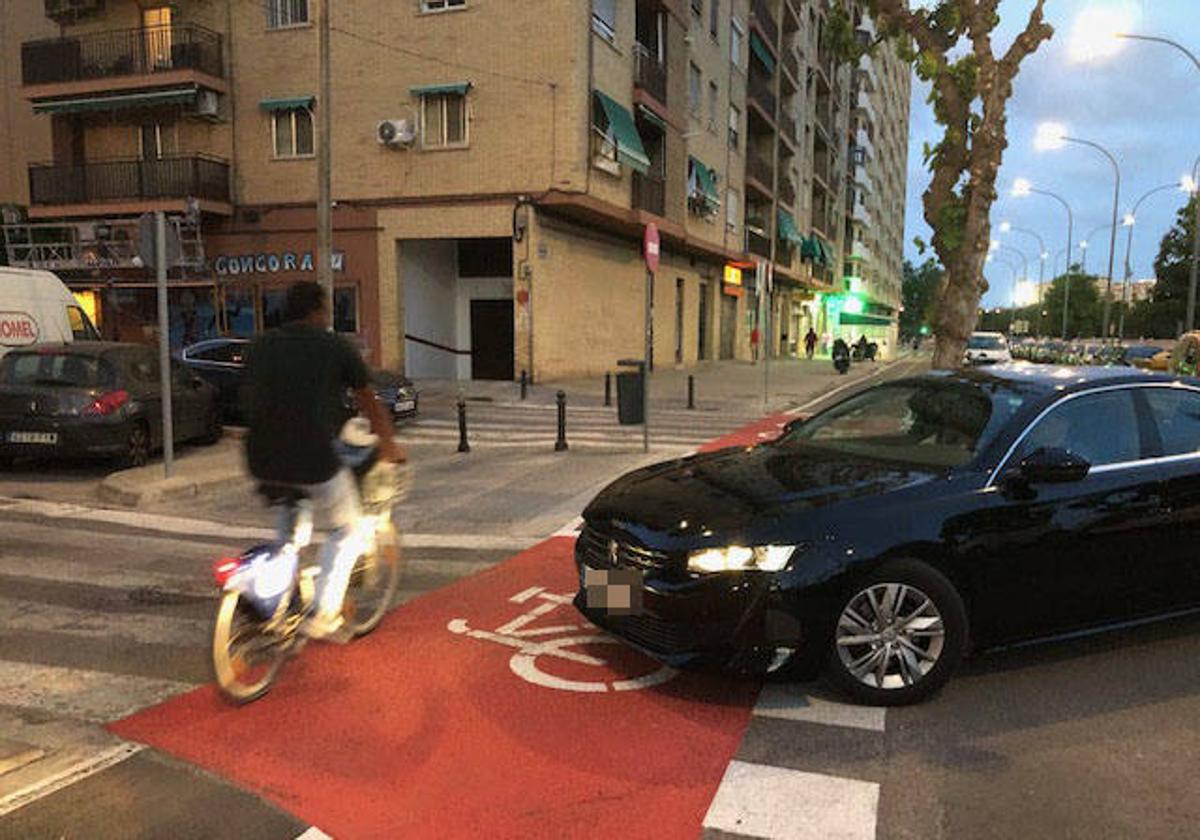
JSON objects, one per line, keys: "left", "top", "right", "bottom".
{"left": 342, "top": 530, "right": 401, "bottom": 636}
{"left": 212, "top": 591, "right": 287, "bottom": 704}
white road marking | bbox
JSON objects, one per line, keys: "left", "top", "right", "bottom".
{"left": 703, "top": 760, "right": 880, "bottom": 840}
{"left": 753, "top": 685, "right": 887, "bottom": 732}
{"left": 0, "top": 743, "right": 144, "bottom": 817}
{"left": 294, "top": 829, "right": 333, "bottom": 840}
{"left": 0, "top": 661, "right": 193, "bottom": 723}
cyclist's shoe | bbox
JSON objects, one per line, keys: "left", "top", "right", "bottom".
{"left": 301, "top": 612, "right": 351, "bottom": 644}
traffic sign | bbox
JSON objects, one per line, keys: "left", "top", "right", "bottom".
{"left": 643, "top": 223, "right": 660, "bottom": 274}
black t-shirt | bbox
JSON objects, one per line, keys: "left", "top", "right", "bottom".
{"left": 244, "top": 323, "right": 369, "bottom": 484}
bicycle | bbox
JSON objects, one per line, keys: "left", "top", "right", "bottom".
{"left": 211, "top": 440, "right": 408, "bottom": 704}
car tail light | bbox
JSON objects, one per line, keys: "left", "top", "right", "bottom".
{"left": 82, "top": 390, "right": 129, "bottom": 417}
{"left": 212, "top": 556, "right": 242, "bottom": 587}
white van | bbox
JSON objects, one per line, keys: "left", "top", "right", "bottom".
{"left": 964, "top": 331, "right": 1012, "bottom": 366}
{"left": 0, "top": 267, "right": 99, "bottom": 359}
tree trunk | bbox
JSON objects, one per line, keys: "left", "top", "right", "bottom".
{"left": 931, "top": 262, "right": 983, "bottom": 369}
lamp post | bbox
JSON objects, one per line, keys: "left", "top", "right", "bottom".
{"left": 1120, "top": 180, "right": 1191, "bottom": 339}
{"left": 1188, "top": 155, "right": 1200, "bottom": 332}
{"left": 1013, "top": 178, "right": 1074, "bottom": 338}
{"left": 987, "top": 254, "right": 1020, "bottom": 333}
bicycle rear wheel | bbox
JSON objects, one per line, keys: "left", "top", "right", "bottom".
{"left": 212, "top": 591, "right": 288, "bottom": 704}
{"left": 342, "top": 531, "right": 401, "bottom": 637}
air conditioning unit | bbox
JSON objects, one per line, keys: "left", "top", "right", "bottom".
{"left": 377, "top": 119, "right": 415, "bottom": 148}
{"left": 195, "top": 90, "right": 220, "bottom": 119}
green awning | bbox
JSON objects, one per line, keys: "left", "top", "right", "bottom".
{"left": 636, "top": 104, "right": 667, "bottom": 132}
{"left": 750, "top": 33, "right": 776, "bottom": 74}
{"left": 409, "top": 82, "right": 472, "bottom": 97}
{"left": 801, "top": 236, "right": 821, "bottom": 261}
{"left": 593, "top": 90, "right": 651, "bottom": 174}
{"left": 839, "top": 312, "right": 892, "bottom": 326}
{"left": 34, "top": 88, "right": 197, "bottom": 115}
{"left": 777, "top": 209, "right": 804, "bottom": 245}
{"left": 815, "top": 236, "right": 833, "bottom": 267}
{"left": 259, "top": 96, "right": 315, "bottom": 111}
{"left": 689, "top": 157, "right": 720, "bottom": 207}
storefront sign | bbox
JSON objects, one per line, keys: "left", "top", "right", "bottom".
{"left": 0, "top": 312, "right": 39, "bottom": 346}
{"left": 723, "top": 265, "right": 743, "bottom": 287}
{"left": 213, "top": 250, "right": 345, "bottom": 277}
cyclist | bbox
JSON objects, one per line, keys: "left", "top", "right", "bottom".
{"left": 243, "top": 281, "right": 405, "bottom": 639}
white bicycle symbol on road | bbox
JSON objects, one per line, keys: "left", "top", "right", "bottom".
{"left": 447, "top": 586, "right": 677, "bottom": 693}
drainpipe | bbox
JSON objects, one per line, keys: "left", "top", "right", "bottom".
{"left": 514, "top": 196, "right": 534, "bottom": 383}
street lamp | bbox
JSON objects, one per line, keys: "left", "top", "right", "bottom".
{"left": 1119, "top": 179, "right": 1191, "bottom": 338}
{"left": 1013, "top": 178, "right": 1075, "bottom": 339}
{"left": 1000, "top": 221, "right": 1048, "bottom": 333}
{"left": 1035, "top": 122, "right": 1122, "bottom": 338}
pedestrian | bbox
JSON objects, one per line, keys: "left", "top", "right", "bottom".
{"left": 750, "top": 326, "right": 760, "bottom": 363}
{"left": 804, "top": 327, "right": 817, "bottom": 359}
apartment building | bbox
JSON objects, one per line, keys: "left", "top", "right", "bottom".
{"left": 0, "top": 0, "right": 911, "bottom": 378}
{"left": 0, "top": 0, "right": 55, "bottom": 215}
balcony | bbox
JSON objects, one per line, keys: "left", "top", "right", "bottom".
{"left": 851, "top": 240, "right": 872, "bottom": 263}
{"left": 746, "top": 155, "right": 774, "bottom": 194}
{"left": 855, "top": 90, "right": 877, "bottom": 127}
{"left": 779, "top": 112, "right": 798, "bottom": 148}
{"left": 632, "top": 170, "right": 666, "bottom": 217}
{"left": 750, "top": 0, "right": 779, "bottom": 48}
{"left": 633, "top": 42, "right": 667, "bottom": 106}
{"left": 856, "top": 128, "right": 876, "bottom": 161}
{"left": 853, "top": 203, "right": 872, "bottom": 226}
{"left": 22, "top": 24, "right": 225, "bottom": 99}
{"left": 747, "top": 227, "right": 771, "bottom": 259}
{"left": 858, "top": 54, "right": 879, "bottom": 91}
{"left": 28, "top": 155, "right": 231, "bottom": 214}
{"left": 747, "top": 74, "right": 777, "bottom": 123}
{"left": 782, "top": 49, "right": 801, "bottom": 85}
{"left": 779, "top": 176, "right": 797, "bottom": 208}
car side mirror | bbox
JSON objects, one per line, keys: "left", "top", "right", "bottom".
{"left": 1019, "top": 447, "right": 1090, "bottom": 484}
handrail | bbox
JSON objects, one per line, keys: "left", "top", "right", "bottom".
{"left": 405, "top": 334, "right": 471, "bottom": 355}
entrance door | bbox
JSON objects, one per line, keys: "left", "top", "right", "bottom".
{"left": 470, "top": 299, "right": 514, "bottom": 380}
{"left": 719, "top": 293, "right": 737, "bottom": 360}
{"left": 674, "top": 278, "right": 684, "bottom": 364}
{"left": 698, "top": 282, "right": 709, "bottom": 360}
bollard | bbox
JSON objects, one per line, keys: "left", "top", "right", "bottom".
{"left": 555, "top": 390, "right": 569, "bottom": 452}
{"left": 520, "top": 369, "right": 528, "bottom": 400}
{"left": 604, "top": 371, "right": 612, "bottom": 407}
{"left": 456, "top": 398, "right": 470, "bottom": 453}
{"left": 687, "top": 374, "right": 695, "bottom": 410}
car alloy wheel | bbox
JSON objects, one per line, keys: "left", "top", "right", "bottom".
{"left": 127, "top": 424, "right": 150, "bottom": 468}
{"left": 835, "top": 583, "right": 944, "bottom": 690}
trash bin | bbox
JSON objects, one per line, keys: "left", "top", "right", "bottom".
{"left": 615, "top": 359, "right": 645, "bottom": 425}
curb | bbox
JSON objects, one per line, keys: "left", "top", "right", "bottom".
{"left": 97, "top": 468, "right": 244, "bottom": 508}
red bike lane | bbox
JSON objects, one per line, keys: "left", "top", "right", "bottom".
{"left": 109, "top": 414, "right": 793, "bottom": 839}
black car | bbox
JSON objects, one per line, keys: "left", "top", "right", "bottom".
{"left": 575, "top": 366, "right": 1200, "bottom": 705}
{"left": 181, "top": 337, "right": 418, "bottom": 423}
{"left": 0, "top": 342, "right": 220, "bottom": 468}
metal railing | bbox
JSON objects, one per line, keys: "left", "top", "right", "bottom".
{"left": 28, "top": 155, "right": 230, "bottom": 206}
{"left": 22, "top": 24, "right": 224, "bottom": 86}
{"left": 632, "top": 171, "right": 666, "bottom": 217}
{"left": 1, "top": 216, "right": 206, "bottom": 272}
{"left": 751, "top": 0, "right": 779, "bottom": 46}
{"left": 748, "top": 73, "right": 776, "bottom": 121}
{"left": 633, "top": 42, "right": 667, "bottom": 104}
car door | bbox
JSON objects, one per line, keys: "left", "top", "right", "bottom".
{"left": 966, "top": 387, "right": 1165, "bottom": 644}
{"left": 169, "top": 359, "right": 205, "bottom": 441}
{"left": 1136, "top": 385, "right": 1200, "bottom": 607}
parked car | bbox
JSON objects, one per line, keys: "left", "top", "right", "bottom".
{"left": 180, "top": 337, "right": 419, "bottom": 424}
{"left": 1124, "top": 344, "right": 1167, "bottom": 369}
{"left": 963, "top": 331, "right": 1012, "bottom": 365}
{"left": 0, "top": 342, "right": 220, "bottom": 468}
{"left": 575, "top": 365, "right": 1200, "bottom": 705}
{"left": 0, "top": 267, "right": 99, "bottom": 361}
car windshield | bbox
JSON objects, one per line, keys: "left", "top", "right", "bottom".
{"left": 779, "top": 379, "right": 1027, "bottom": 468}
{"left": 0, "top": 351, "right": 116, "bottom": 388}
{"left": 967, "top": 335, "right": 1006, "bottom": 350}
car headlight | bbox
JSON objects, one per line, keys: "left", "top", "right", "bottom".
{"left": 687, "top": 545, "right": 797, "bottom": 573}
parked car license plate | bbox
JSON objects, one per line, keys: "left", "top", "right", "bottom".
{"left": 6, "top": 431, "right": 57, "bottom": 445}
{"left": 581, "top": 565, "right": 644, "bottom": 615}
{"left": 395, "top": 399, "right": 416, "bottom": 413}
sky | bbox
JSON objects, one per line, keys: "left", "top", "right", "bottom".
{"left": 899, "top": 0, "right": 1198, "bottom": 307}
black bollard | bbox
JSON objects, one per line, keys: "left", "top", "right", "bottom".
{"left": 520, "top": 369, "right": 528, "bottom": 400}
{"left": 687, "top": 374, "right": 695, "bottom": 410}
{"left": 604, "top": 371, "right": 612, "bottom": 407}
{"left": 457, "top": 398, "right": 470, "bottom": 453}
{"left": 555, "top": 390, "right": 569, "bottom": 452}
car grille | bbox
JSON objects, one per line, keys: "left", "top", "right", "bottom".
{"left": 600, "top": 612, "right": 735, "bottom": 654}
{"left": 577, "top": 525, "right": 673, "bottom": 571}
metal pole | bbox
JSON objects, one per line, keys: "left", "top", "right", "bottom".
{"left": 155, "top": 211, "right": 174, "bottom": 478}
{"left": 316, "top": 0, "right": 333, "bottom": 303}
{"left": 1189, "top": 156, "right": 1200, "bottom": 331}
{"left": 643, "top": 269, "right": 651, "bottom": 454}
{"left": 1063, "top": 137, "right": 1121, "bottom": 337}
{"left": 555, "top": 390, "right": 568, "bottom": 452}
{"left": 456, "top": 397, "right": 470, "bottom": 453}
{"left": 1027, "top": 187, "right": 1072, "bottom": 339}
{"left": 1121, "top": 216, "right": 1134, "bottom": 340}
{"left": 761, "top": 262, "right": 770, "bottom": 409}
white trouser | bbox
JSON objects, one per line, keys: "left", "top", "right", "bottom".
{"left": 276, "top": 468, "right": 364, "bottom": 620}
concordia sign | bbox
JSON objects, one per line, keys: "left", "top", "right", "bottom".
{"left": 213, "top": 250, "right": 345, "bottom": 277}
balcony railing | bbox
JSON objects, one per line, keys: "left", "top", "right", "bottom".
{"left": 22, "top": 24, "right": 224, "bottom": 86}
{"left": 751, "top": 0, "right": 779, "bottom": 47}
{"left": 633, "top": 42, "right": 667, "bottom": 105}
{"left": 748, "top": 73, "right": 776, "bottom": 122}
{"left": 632, "top": 170, "right": 666, "bottom": 217}
{"left": 28, "top": 155, "right": 230, "bottom": 206}
{"left": 779, "top": 177, "right": 797, "bottom": 208}
{"left": 746, "top": 155, "right": 774, "bottom": 192}
{"left": 779, "top": 112, "right": 798, "bottom": 147}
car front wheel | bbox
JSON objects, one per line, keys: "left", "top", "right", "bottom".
{"left": 826, "top": 559, "right": 967, "bottom": 706}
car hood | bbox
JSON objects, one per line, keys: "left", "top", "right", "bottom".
{"left": 583, "top": 443, "right": 939, "bottom": 544}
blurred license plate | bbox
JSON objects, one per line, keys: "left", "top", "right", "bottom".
{"left": 582, "top": 566, "right": 644, "bottom": 616}
{"left": 394, "top": 400, "right": 415, "bottom": 413}
{"left": 7, "top": 431, "right": 57, "bottom": 444}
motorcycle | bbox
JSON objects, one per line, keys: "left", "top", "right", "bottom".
{"left": 832, "top": 341, "right": 851, "bottom": 375}
{"left": 211, "top": 423, "right": 408, "bottom": 704}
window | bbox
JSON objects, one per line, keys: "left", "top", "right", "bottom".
{"left": 422, "top": 0, "right": 465, "bottom": 10}
{"left": 0, "top": 351, "right": 115, "bottom": 389}
{"left": 728, "top": 104, "right": 740, "bottom": 148}
{"left": 726, "top": 189, "right": 739, "bottom": 230}
{"left": 593, "top": 0, "right": 616, "bottom": 38}
{"left": 191, "top": 342, "right": 246, "bottom": 365}
{"left": 333, "top": 287, "right": 358, "bottom": 333}
{"left": 266, "top": 0, "right": 308, "bottom": 29}
{"left": 709, "top": 0, "right": 719, "bottom": 37}
{"left": 422, "top": 92, "right": 468, "bottom": 148}
{"left": 67, "top": 306, "right": 99, "bottom": 341}
{"left": 272, "top": 108, "right": 313, "bottom": 158}
{"left": 1015, "top": 391, "right": 1141, "bottom": 468}
{"left": 262, "top": 289, "right": 287, "bottom": 329}
{"left": 730, "top": 18, "right": 744, "bottom": 68}
{"left": 688, "top": 63, "right": 702, "bottom": 115}
{"left": 1144, "top": 389, "right": 1200, "bottom": 457}
{"left": 708, "top": 81, "right": 719, "bottom": 130}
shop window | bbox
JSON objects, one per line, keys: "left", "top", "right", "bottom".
{"left": 333, "top": 287, "right": 358, "bottom": 334}
{"left": 263, "top": 289, "right": 288, "bottom": 329}
{"left": 422, "top": 93, "right": 468, "bottom": 149}
{"left": 266, "top": 0, "right": 309, "bottom": 29}
{"left": 273, "top": 108, "right": 314, "bottom": 158}
{"left": 224, "top": 287, "right": 257, "bottom": 337}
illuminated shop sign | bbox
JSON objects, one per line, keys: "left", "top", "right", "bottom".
{"left": 213, "top": 250, "right": 345, "bottom": 276}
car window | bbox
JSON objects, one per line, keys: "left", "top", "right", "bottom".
{"left": 191, "top": 343, "right": 246, "bottom": 364}
{"left": 967, "top": 335, "right": 1006, "bottom": 351}
{"left": 1015, "top": 390, "right": 1141, "bottom": 467}
{"left": 0, "top": 351, "right": 115, "bottom": 388}
{"left": 67, "top": 306, "right": 100, "bottom": 341}
{"left": 170, "top": 359, "right": 194, "bottom": 389}
{"left": 1143, "top": 388, "right": 1200, "bottom": 458}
